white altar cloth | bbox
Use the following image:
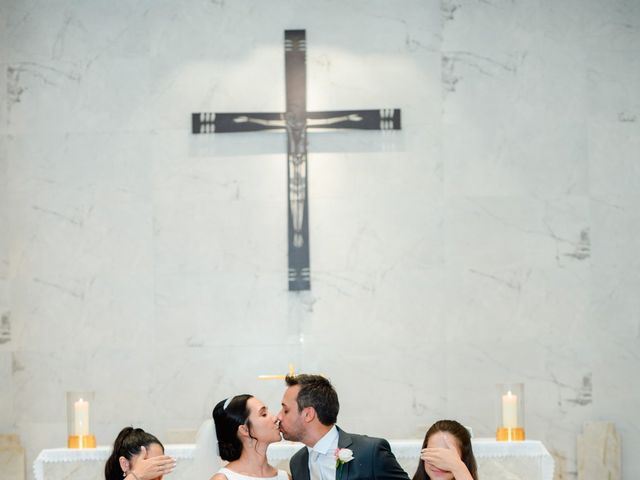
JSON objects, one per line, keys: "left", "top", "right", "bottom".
{"left": 34, "top": 439, "right": 554, "bottom": 480}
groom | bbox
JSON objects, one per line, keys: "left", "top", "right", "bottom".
{"left": 277, "top": 374, "right": 409, "bottom": 480}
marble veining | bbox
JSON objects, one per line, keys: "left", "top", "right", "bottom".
{"left": 1, "top": 1, "right": 639, "bottom": 479}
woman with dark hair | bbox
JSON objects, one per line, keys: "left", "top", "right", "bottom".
{"left": 412, "top": 420, "right": 478, "bottom": 480}
{"left": 201, "top": 394, "right": 288, "bottom": 480}
{"left": 104, "top": 426, "right": 176, "bottom": 480}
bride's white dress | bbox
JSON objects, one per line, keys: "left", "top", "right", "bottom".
{"left": 215, "top": 467, "right": 289, "bottom": 480}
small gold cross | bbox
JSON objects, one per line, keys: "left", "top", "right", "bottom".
{"left": 258, "top": 363, "right": 296, "bottom": 380}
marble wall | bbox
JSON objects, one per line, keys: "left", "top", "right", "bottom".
{"left": 1, "top": 0, "right": 639, "bottom": 478}
{"left": 0, "top": 0, "right": 13, "bottom": 463}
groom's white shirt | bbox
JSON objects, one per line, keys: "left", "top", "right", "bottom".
{"left": 307, "top": 425, "right": 339, "bottom": 480}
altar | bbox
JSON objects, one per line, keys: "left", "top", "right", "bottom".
{"left": 34, "top": 438, "right": 554, "bottom": 480}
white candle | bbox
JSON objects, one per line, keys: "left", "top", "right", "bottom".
{"left": 74, "top": 398, "right": 90, "bottom": 436}
{"left": 501, "top": 390, "right": 518, "bottom": 428}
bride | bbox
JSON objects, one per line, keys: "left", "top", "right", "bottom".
{"left": 195, "top": 394, "right": 290, "bottom": 480}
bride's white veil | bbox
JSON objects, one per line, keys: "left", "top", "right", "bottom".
{"left": 194, "top": 419, "right": 222, "bottom": 479}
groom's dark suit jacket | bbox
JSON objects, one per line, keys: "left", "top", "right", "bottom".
{"left": 289, "top": 426, "right": 409, "bottom": 480}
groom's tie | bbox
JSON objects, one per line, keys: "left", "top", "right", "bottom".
{"left": 310, "top": 450, "right": 324, "bottom": 480}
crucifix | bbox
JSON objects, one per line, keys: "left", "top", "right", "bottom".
{"left": 192, "top": 30, "right": 401, "bottom": 291}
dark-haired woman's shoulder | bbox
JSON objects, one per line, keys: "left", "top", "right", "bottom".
{"left": 211, "top": 473, "right": 228, "bottom": 480}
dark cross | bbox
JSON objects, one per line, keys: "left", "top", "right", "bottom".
{"left": 192, "top": 30, "right": 401, "bottom": 291}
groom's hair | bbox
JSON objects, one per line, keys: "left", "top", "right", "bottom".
{"left": 285, "top": 374, "right": 339, "bottom": 426}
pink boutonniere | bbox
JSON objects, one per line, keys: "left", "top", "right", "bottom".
{"left": 335, "top": 448, "right": 354, "bottom": 469}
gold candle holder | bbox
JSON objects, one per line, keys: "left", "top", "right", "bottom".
{"left": 495, "top": 383, "right": 525, "bottom": 441}
{"left": 66, "top": 392, "right": 96, "bottom": 448}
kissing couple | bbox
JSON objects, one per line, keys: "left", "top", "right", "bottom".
{"left": 194, "top": 374, "right": 409, "bottom": 480}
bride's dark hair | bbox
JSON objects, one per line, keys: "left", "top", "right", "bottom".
{"left": 212, "top": 394, "right": 255, "bottom": 461}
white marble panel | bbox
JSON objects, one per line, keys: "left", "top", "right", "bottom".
{"left": 306, "top": 267, "right": 446, "bottom": 351}
{"left": 582, "top": 0, "right": 640, "bottom": 55}
{"left": 0, "top": 43, "right": 7, "bottom": 133}
{"left": 588, "top": 117, "right": 640, "bottom": 197}
{"left": 590, "top": 266, "right": 640, "bottom": 340}
{"left": 8, "top": 132, "right": 154, "bottom": 351}
{"left": 443, "top": 265, "right": 592, "bottom": 345}
{"left": 586, "top": 44, "right": 640, "bottom": 197}
{"left": 3, "top": 0, "right": 158, "bottom": 135}
{"left": 0, "top": 0, "right": 7, "bottom": 324}
{"left": 146, "top": 0, "right": 439, "bottom": 133}
{"left": 0, "top": 353, "right": 12, "bottom": 431}
{"left": 312, "top": 189, "right": 444, "bottom": 273}
{"left": 7, "top": 55, "right": 161, "bottom": 135}
{"left": 587, "top": 328, "right": 640, "bottom": 479}
{"left": 442, "top": 0, "right": 589, "bottom": 198}
{"left": 153, "top": 132, "right": 288, "bottom": 275}
{"left": 444, "top": 196, "right": 591, "bottom": 270}
{"left": 590, "top": 196, "right": 640, "bottom": 270}
{"left": 0, "top": 136, "right": 8, "bottom": 351}
{"left": 153, "top": 272, "right": 294, "bottom": 348}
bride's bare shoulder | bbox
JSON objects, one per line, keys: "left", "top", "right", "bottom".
{"left": 210, "top": 473, "right": 227, "bottom": 480}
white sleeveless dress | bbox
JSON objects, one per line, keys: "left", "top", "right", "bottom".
{"left": 216, "top": 467, "right": 289, "bottom": 480}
